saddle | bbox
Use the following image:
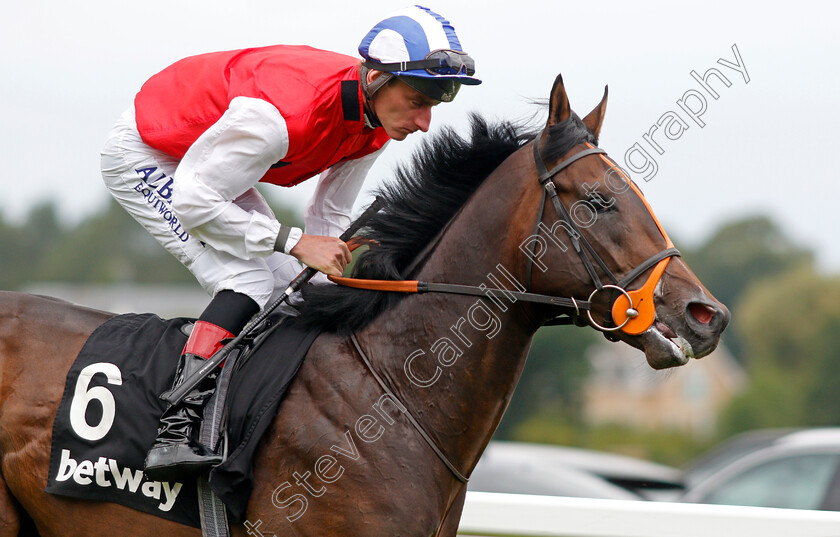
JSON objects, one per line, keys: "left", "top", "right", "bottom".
{"left": 45, "top": 312, "right": 320, "bottom": 526}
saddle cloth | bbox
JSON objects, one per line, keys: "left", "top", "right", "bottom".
{"left": 45, "top": 312, "right": 320, "bottom": 526}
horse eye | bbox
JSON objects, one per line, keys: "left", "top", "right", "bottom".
{"left": 587, "top": 193, "right": 615, "bottom": 213}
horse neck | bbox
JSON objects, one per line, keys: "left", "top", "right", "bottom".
{"left": 356, "top": 148, "right": 544, "bottom": 475}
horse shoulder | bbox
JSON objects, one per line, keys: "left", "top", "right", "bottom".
{"left": 245, "top": 332, "right": 448, "bottom": 535}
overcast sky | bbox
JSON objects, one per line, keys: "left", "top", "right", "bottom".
{"left": 2, "top": 1, "right": 838, "bottom": 269}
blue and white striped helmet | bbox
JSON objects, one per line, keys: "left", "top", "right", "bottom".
{"left": 359, "top": 5, "right": 481, "bottom": 102}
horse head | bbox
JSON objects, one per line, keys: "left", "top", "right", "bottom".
{"left": 299, "top": 72, "right": 729, "bottom": 371}
{"left": 521, "top": 74, "right": 729, "bottom": 369}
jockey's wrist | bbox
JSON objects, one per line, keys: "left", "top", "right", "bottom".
{"left": 274, "top": 225, "right": 303, "bottom": 254}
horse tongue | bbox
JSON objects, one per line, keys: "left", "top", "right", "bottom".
{"left": 655, "top": 321, "right": 677, "bottom": 340}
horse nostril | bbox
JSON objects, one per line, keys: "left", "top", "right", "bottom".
{"left": 688, "top": 302, "right": 716, "bottom": 325}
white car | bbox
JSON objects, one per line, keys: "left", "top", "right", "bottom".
{"left": 680, "top": 428, "right": 840, "bottom": 510}
{"left": 469, "top": 441, "right": 683, "bottom": 500}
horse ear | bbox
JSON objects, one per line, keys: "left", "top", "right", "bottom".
{"left": 547, "top": 73, "right": 571, "bottom": 127}
{"left": 582, "top": 85, "right": 609, "bottom": 142}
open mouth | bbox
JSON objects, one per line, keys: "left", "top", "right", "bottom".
{"left": 646, "top": 318, "right": 694, "bottom": 367}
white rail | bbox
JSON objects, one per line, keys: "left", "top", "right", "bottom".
{"left": 458, "top": 492, "right": 840, "bottom": 537}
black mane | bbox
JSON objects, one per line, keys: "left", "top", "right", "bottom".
{"left": 295, "top": 112, "right": 595, "bottom": 334}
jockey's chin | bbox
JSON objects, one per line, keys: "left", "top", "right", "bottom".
{"left": 383, "top": 125, "right": 419, "bottom": 141}
{"left": 370, "top": 78, "right": 436, "bottom": 141}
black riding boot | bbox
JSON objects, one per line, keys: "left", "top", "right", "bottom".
{"left": 144, "top": 319, "right": 236, "bottom": 481}
{"left": 144, "top": 292, "right": 258, "bottom": 481}
{"left": 144, "top": 351, "right": 224, "bottom": 481}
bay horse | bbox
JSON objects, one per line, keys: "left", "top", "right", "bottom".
{"left": 0, "top": 74, "right": 728, "bottom": 536}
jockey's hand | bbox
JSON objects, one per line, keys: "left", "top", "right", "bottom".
{"left": 289, "top": 234, "right": 352, "bottom": 276}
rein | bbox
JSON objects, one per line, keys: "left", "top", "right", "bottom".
{"left": 329, "top": 131, "right": 680, "bottom": 334}
{"left": 329, "top": 274, "right": 588, "bottom": 311}
{"left": 328, "top": 129, "right": 681, "bottom": 488}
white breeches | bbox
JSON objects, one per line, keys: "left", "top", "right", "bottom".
{"left": 100, "top": 108, "right": 304, "bottom": 308}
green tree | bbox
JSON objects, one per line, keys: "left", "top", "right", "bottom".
{"left": 719, "top": 266, "right": 840, "bottom": 435}
{"left": 0, "top": 202, "right": 63, "bottom": 290}
{"left": 0, "top": 217, "right": 27, "bottom": 290}
{"left": 681, "top": 215, "right": 813, "bottom": 360}
{"left": 1, "top": 195, "right": 305, "bottom": 289}
{"left": 683, "top": 215, "right": 812, "bottom": 311}
{"left": 34, "top": 200, "right": 193, "bottom": 284}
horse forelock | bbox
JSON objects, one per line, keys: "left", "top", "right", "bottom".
{"left": 296, "top": 111, "right": 593, "bottom": 334}
{"left": 543, "top": 112, "right": 598, "bottom": 161}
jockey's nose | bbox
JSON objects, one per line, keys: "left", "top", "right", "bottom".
{"left": 415, "top": 107, "right": 432, "bottom": 133}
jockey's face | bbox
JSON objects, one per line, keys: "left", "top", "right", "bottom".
{"left": 368, "top": 72, "right": 439, "bottom": 141}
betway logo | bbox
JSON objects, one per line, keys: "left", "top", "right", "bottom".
{"left": 55, "top": 449, "right": 182, "bottom": 511}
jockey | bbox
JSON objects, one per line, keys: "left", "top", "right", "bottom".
{"left": 100, "top": 5, "right": 481, "bottom": 481}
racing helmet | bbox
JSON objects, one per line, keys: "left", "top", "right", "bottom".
{"left": 359, "top": 5, "right": 481, "bottom": 102}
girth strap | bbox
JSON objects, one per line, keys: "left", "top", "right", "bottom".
{"left": 348, "top": 333, "right": 470, "bottom": 484}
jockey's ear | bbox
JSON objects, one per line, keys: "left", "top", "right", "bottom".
{"left": 547, "top": 73, "right": 571, "bottom": 127}
{"left": 367, "top": 69, "right": 385, "bottom": 84}
{"left": 365, "top": 69, "right": 394, "bottom": 98}
{"left": 582, "top": 85, "right": 609, "bottom": 143}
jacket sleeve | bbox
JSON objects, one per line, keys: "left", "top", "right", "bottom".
{"left": 302, "top": 143, "right": 387, "bottom": 285}
{"left": 303, "top": 142, "right": 388, "bottom": 238}
{"left": 171, "top": 96, "right": 290, "bottom": 259}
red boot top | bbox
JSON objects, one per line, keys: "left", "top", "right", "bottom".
{"left": 184, "top": 321, "right": 234, "bottom": 360}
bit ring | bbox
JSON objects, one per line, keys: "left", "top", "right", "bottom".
{"left": 586, "top": 285, "right": 634, "bottom": 332}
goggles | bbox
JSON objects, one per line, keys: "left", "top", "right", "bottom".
{"left": 365, "top": 49, "right": 476, "bottom": 77}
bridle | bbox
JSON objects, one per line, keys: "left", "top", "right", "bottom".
{"left": 530, "top": 129, "right": 681, "bottom": 334}
{"left": 330, "top": 130, "right": 681, "bottom": 336}
{"left": 329, "top": 130, "right": 683, "bottom": 488}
